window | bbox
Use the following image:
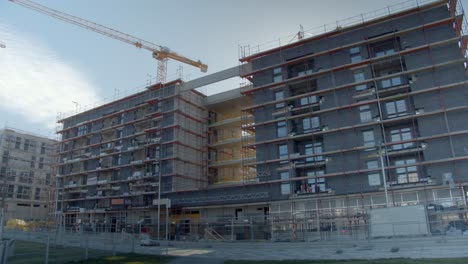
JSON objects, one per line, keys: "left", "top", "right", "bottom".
{"left": 39, "top": 157, "right": 44, "bottom": 169}
{"left": 381, "top": 76, "right": 402, "bottom": 89}
{"left": 6, "top": 185, "right": 14, "bottom": 198}
{"left": 77, "top": 124, "right": 88, "bottom": 136}
{"left": 307, "top": 170, "right": 326, "bottom": 193}
{"left": 45, "top": 173, "right": 51, "bottom": 185}
{"left": 40, "top": 143, "right": 46, "bottom": 154}
{"left": 120, "top": 112, "right": 125, "bottom": 124}
{"left": 277, "top": 121, "right": 287, "bottom": 137}
{"left": 302, "top": 116, "right": 320, "bottom": 133}
{"left": 350, "top": 47, "right": 362, "bottom": 63}
{"left": 7, "top": 170, "right": 15, "bottom": 182}
{"left": 2, "top": 151, "right": 8, "bottom": 163}
{"left": 372, "top": 39, "right": 397, "bottom": 57}
{"left": 17, "top": 185, "right": 31, "bottom": 200}
{"left": 288, "top": 59, "right": 314, "bottom": 78}
{"left": 24, "top": 139, "right": 29, "bottom": 151}
{"left": 354, "top": 71, "right": 365, "bottom": 82}
{"left": 116, "top": 129, "right": 123, "bottom": 146}
{"left": 155, "top": 146, "right": 161, "bottom": 159}
{"left": 274, "top": 91, "right": 285, "bottom": 109}
{"left": 34, "top": 188, "right": 41, "bottom": 200}
{"left": 367, "top": 160, "right": 381, "bottom": 186}
{"left": 30, "top": 156, "right": 35, "bottom": 168}
{"left": 359, "top": 105, "right": 372, "bottom": 123}
{"left": 278, "top": 144, "right": 288, "bottom": 160}
{"left": 362, "top": 130, "right": 375, "bottom": 148}
{"left": 299, "top": 95, "right": 318, "bottom": 106}
{"left": 305, "top": 142, "right": 323, "bottom": 162}
{"left": 24, "top": 171, "right": 34, "bottom": 183}
{"left": 280, "top": 171, "right": 290, "bottom": 195}
{"left": 395, "top": 158, "right": 418, "bottom": 183}
{"left": 273, "top": 68, "right": 283, "bottom": 83}
{"left": 15, "top": 137, "right": 21, "bottom": 149}
{"left": 385, "top": 100, "right": 407, "bottom": 118}
{"left": 390, "top": 127, "right": 414, "bottom": 150}
{"left": 353, "top": 70, "right": 367, "bottom": 91}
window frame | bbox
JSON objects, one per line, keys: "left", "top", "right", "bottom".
{"left": 350, "top": 46, "right": 362, "bottom": 63}
{"left": 306, "top": 170, "right": 326, "bottom": 193}
{"left": 305, "top": 142, "right": 324, "bottom": 162}
{"left": 390, "top": 127, "right": 414, "bottom": 150}
{"left": 395, "top": 158, "right": 418, "bottom": 184}
{"left": 280, "top": 171, "right": 291, "bottom": 195}
{"left": 302, "top": 116, "right": 320, "bottom": 133}
{"left": 359, "top": 105, "right": 372, "bottom": 123}
{"left": 278, "top": 144, "right": 289, "bottom": 160}
{"left": 362, "top": 129, "right": 376, "bottom": 148}
{"left": 277, "top": 121, "right": 288, "bottom": 137}
{"left": 385, "top": 99, "right": 407, "bottom": 118}
{"left": 273, "top": 67, "right": 283, "bottom": 83}
{"left": 274, "top": 91, "right": 285, "bottom": 109}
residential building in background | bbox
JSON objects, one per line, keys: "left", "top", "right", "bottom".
{"left": 56, "top": 0, "right": 468, "bottom": 240}
{"left": 0, "top": 128, "right": 56, "bottom": 221}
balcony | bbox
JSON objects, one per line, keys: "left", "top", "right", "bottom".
{"left": 386, "top": 143, "right": 426, "bottom": 157}
{"left": 353, "top": 88, "right": 375, "bottom": 100}
{"left": 386, "top": 177, "right": 436, "bottom": 190}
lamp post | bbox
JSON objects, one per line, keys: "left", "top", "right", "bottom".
{"left": 156, "top": 139, "right": 162, "bottom": 241}
{"left": 378, "top": 143, "right": 389, "bottom": 206}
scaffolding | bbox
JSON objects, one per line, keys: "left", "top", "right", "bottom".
{"left": 207, "top": 90, "right": 255, "bottom": 185}
{"left": 55, "top": 80, "right": 207, "bottom": 227}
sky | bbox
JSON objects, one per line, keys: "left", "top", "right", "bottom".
{"left": 0, "top": 0, "right": 466, "bottom": 137}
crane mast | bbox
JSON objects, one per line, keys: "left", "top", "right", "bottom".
{"left": 9, "top": 0, "right": 208, "bottom": 84}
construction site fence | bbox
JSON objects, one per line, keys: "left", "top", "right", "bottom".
{"left": 3, "top": 214, "right": 468, "bottom": 246}
{"left": 4, "top": 204, "right": 468, "bottom": 243}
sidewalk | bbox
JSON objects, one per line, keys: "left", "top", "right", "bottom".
{"left": 153, "top": 236, "right": 468, "bottom": 261}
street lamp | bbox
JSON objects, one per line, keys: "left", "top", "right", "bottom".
{"left": 378, "top": 143, "right": 389, "bottom": 206}
{"left": 154, "top": 138, "right": 162, "bottom": 241}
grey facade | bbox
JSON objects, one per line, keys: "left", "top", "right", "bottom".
{"left": 237, "top": 0, "right": 468, "bottom": 212}
{"left": 56, "top": 80, "right": 207, "bottom": 225}
{"left": 57, "top": 0, "right": 468, "bottom": 235}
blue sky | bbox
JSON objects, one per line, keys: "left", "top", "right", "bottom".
{"left": 0, "top": 0, "right": 466, "bottom": 136}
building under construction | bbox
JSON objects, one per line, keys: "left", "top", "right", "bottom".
{"left": 56, "top": 0, "right": 468, "bottom": 240}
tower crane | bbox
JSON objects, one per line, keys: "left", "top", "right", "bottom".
{"left": 9, "top": 0, "right": 208, "bottom": 84}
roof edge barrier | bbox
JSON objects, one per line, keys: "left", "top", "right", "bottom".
{"left": 57, "top": 79, "right": 182, "bottom": 123}
{"left": 239, "top": 0, "right": 449, "bottom": 62}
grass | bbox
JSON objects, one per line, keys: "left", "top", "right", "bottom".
{"left": 225, "top": 259, "right": 468, "bottom": 264}
{"left": 8, "top": 240, "right": 172, "bottom": 264}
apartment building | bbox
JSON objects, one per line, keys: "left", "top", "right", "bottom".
{"left": 238, "top": 0, "right": 468, "bottom": 236}
{"left": 0, "top": 128, "right": 56, "bottom": 221}
{"left": 56, "top": 81, "right": 207, "bottom": 226}
{"left": 56, "top": 0, "right": 468, "bottom": 239}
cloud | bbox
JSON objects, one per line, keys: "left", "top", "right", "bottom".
{"left": 0, "top": 23, "right": 100, "bottom": 131}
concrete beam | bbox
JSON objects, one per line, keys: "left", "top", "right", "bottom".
{"left": 179, "top": 63, "right": 252, "bottom": 92}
